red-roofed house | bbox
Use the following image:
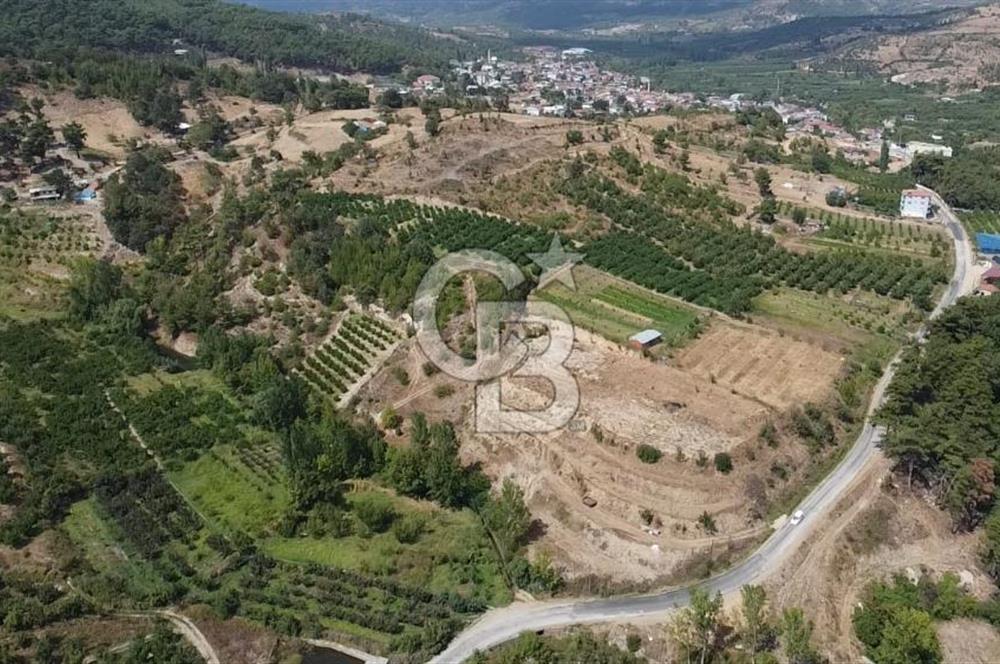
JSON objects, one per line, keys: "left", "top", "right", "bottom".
{"left": 977, "top": 282, "right": 999, "bottom": 296}
{"left": 413, "top": 74, "right": 442, "bottom": 92}
{"left": 983, "top": 266, "right": 1000, "bottom": 284}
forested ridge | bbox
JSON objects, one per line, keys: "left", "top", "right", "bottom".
{"left": 912, "top": 148, "right": 1000, "bottom": 211}
{"left": 1, "top": 0, "right": 473, "bottom": 75}
{"left": 877, "top": 296, "right": 1000, "bottom": 535}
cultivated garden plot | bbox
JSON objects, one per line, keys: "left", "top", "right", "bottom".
{"left": 0, "top": 210, "right": 102, "bottom": 318}
{"left": 775, "top": 200, "right": 951, "bottom": 259}
{"left": 961, "top": 210, "right": 1000, "bottom": 235}
{"left": 296, "top": 314, "right": 400, "bottom": 405}
{"left": 535, "top": 264, "right": 704, "bottom": 353}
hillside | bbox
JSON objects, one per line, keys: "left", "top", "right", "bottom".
{"left": 1, "top": 0, "right": 480, "bottom": 75}
{"left": 292, "top": 0, "right": 987, "bottom": 31}
{"left": 832, "top": 3, "right": 1000, "bottom": 91}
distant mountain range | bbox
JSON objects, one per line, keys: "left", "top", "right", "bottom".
{"left": 234, "top": 0, "right": 989, "bottom": 31}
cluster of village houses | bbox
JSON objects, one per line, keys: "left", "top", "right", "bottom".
{"left": 19, "top": 44, "right": 996, "bottom": 277}
{"left": 404, "top": 47, "right": 955, "bottom": 174}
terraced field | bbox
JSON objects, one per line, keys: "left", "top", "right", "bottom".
{"left": 534, "top": 265, "right": 703, "bottom": 352}
{"left": 297, "top": 314, "right": 400, "bottom": 404}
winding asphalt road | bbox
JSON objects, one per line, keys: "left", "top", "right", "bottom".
{"left": 431, "top": 188, "right": 976, "bottom": 663}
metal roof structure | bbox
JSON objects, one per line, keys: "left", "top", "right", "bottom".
{"left": 629, "top": 329, "right": 662, "bottom": 345}
{"left": 977, "top": 233, "right": 1000, "bottom": 254}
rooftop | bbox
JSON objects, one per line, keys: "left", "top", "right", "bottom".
{"left": 629, "top": 329, "right": 662, "bottom": 345}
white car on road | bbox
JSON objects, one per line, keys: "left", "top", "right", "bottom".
{"left": 790, "top": 509, "right": 805, "bottom": 526}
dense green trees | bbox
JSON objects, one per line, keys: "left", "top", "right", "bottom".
{"left": 68, "top": 259, "right": 125, "bottom": 321}
{"left": 877, "top": 296, "right": 1000, "bottom": 530}
{"left": 470, "top": 631, "right": 645, "bottom": 664}
{"left": 0, "top": 318, "right": 156, "bottom": 546}
{"left": 103, "top": 146, "right": 187, "bottom": 251}
{"left": 669, "top": 588, "right": 726, "bottom": 663}
{"left": 565, "top": 167, "right": 941, "bottom": 313}
{"left": 781, "top": 608, "right": 821, "bottom": 664}
{"left": 0, "top": 0, "right": 474, "bottom": 76}
{"left": 105, "top": 623, "right": 203, "bottom": 664}
{"left": 385, "top": 415, "right": 489, "bottom": 510}
{"left": 851, "top": 573, "right": 977, "bottom": 664}
{"left": 185, "top": 106, "right": 232, "bottom": 152}
{"left": 912, "top": 148, "right": 1000, "bottom": 210}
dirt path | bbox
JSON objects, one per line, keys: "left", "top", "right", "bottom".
{"left": 104, "top": 390, "right": 212, "bottom": 525}
{"left": 66, "top": 579, "right": 220, "bottom": 664}
{"left": 121, "top": 611, "right": 221, "bottom": 664}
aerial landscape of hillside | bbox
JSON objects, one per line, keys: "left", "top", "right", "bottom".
{"left": 1, "top": 0, "right": 1000, "bottom": 663}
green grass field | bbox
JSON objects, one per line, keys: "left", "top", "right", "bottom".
{"left": 752, "top": 287, "right": 915, "bottom": 345}
{"left": 535, "top": 265, "right": 702, "bottom": 350}
{"left": 170, "top": 442, "right": 290, "bottom": 536}
{"left": 264, "top": 487, "right": 510, "bottom": 606}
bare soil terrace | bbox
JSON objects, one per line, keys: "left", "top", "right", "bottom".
{"left": 360, "top": 314, "right": 842, "bottom": 584}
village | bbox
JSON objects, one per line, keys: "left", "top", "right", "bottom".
{"left": 432, "top": 47, "right": 955, "bottom": 171}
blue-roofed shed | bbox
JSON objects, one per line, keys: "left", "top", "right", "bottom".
{"left": 73, "top": 187, "right": 97, "bottom": 203}
{"left": 977, "top": 233, "right": 1000, "bottom": 254}
{"left": 628, "top": 329, "right": 662, "bottom": 350}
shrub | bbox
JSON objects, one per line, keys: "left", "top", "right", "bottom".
{"left": 714, "top": 452, "right": 733, "bottom": 474}
{"left": 391, "top": 514, "right": 426, "bottom": 544}
{"left": 433, "top": 384, "right": 455, "bottom": 399}
{"left": 354, "top": 494, "right": 396, "bottom": 534}
{"left": 636, "top": 444, "right": 662, "bottom": 464}
{"left": 391, "top": 366, "right": 410, "bottom": 386}
{"left": 697, "top": 511, "right": 718, "bottom": 534}
{"left": 380, "top": 407, "right": 402, "bottom": 430}
{"left": 826, "top": 188, "right": 848, "bottom": 207}
{"left": 626, "top": 633, "right": 642, "bottom": 653}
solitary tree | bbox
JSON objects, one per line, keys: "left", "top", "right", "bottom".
{"left": 668, "top": 588, "right": 725, "bottom": 664}
{"left": 481, "top": 479, "right": 531, "bottom": 569}
{"left": 781, "top": 608, "right": 820, "bottom": 664}
{"left": 879, "top": 139, "right": 890, "bottom": 173}
{"left": 740, "top": 585, "right": 772, "bottom": 663}
{"left": 62, "top": 121, "right": 87, "bottom": 156}
{"left": 757, "top": 197, "right": 778, "bottom": 224}
{"left": 425, "top": 109, "right": 441, "bottom": 137}
{"left": 20, "top": 118, "right": 54, "bottom": 163}
{"left": 42, "top": 168, "right": 73, "bottom": 199}
{"left": 754, "top": 167, "right": 773, "bottom": 198}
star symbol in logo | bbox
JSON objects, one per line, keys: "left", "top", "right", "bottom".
{"left": 529, "top": 235, "right": 584, "bottom": 291}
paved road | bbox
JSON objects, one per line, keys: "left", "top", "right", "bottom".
{"left": 431, "top": 189, "right": 976, "bottom": 663}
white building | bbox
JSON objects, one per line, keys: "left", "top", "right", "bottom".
{"left": 906, "top": 142, "right": 953, "bottom": 159}
{"left": 900, "top": 190, "right": 932, "bottom": 219}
